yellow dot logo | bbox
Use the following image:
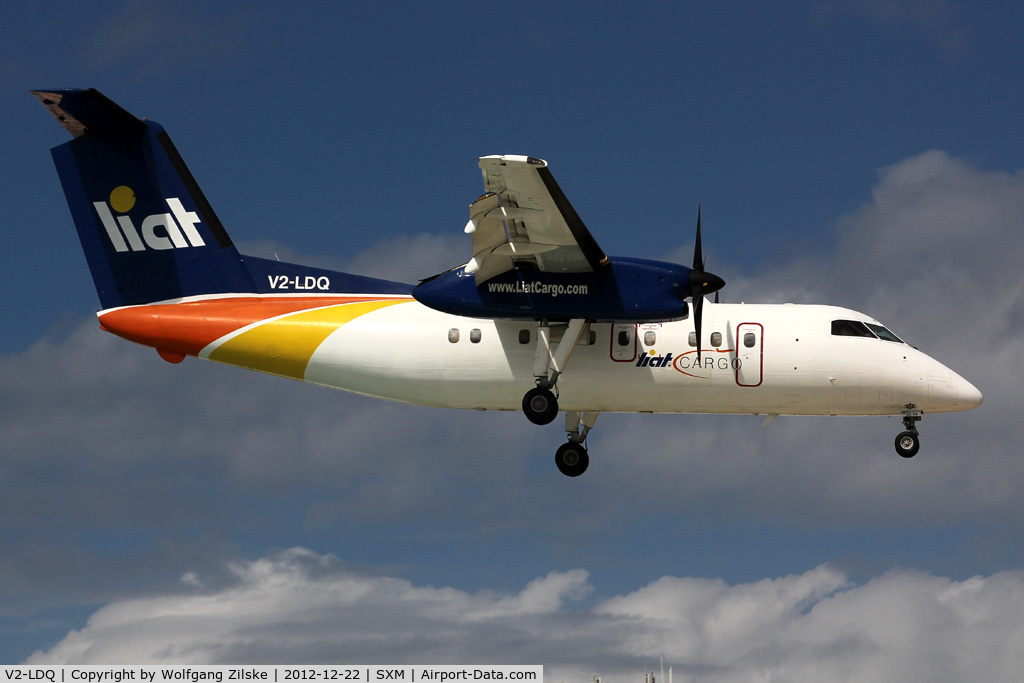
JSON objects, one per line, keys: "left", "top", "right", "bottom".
{"left": 109, "top": 186, "right": 136, "bottom": 213}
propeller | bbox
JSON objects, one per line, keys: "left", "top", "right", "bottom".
{"left": 688, "top": 205, "right": 726, "bottom": 363}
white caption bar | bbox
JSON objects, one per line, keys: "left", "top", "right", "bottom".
{"left": 0, "top": 667, "right": 541, "bottom": 683}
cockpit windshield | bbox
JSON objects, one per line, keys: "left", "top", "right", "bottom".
{"left": 865, "top": 323, "right": 904, "bottom": 343}
{"left": 831, "top": 319, "right": 874, "bottom": 338}
{"left": 831, "top": 319, "right": 905, "bottom": 344}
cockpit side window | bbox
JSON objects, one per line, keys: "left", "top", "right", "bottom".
{"left": 831, "top": 319, "right": 875, "bottom": 338}
{"left": 865, "top": 323, "right": 905, "bottom": 343}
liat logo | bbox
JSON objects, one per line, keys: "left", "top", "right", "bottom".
{"left": 93, "top": 186, "right": 206, "bottom": 252}
{"left": 635, "top": 348, "right": 742, "bottom": 378}
{"left": 635, "top": 350, "right": 674, "bottom": 368}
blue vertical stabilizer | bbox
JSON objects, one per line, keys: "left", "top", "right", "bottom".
{"left": 35, "top": 88, "right": 255, "bottom": 309}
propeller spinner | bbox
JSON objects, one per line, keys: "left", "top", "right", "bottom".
{"left": 688, "top": 206, "right": 726, "bottom": 362}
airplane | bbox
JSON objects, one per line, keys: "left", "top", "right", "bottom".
{"left": 32, "top": 88, "right": 983, "bottom": 477}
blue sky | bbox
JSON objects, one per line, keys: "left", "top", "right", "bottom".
{"left": 3, "top": 1, "right": 1024, "bottom": 678}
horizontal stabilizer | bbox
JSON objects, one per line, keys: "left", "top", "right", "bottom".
{"left": 32, "top": 88, "right": 146, "bottom": 146}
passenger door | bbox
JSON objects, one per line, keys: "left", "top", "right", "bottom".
{"left": 610, "top": 323, "right": 636, "bottom": 362}
{"left": 735, "top": 322, "right": 763, "bottom": 387}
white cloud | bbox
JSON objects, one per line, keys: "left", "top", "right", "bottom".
{"left": 719, "top": 147, "right": 1024, "bottom": 461}
{"left": 340, "top": 232, "right": 466, "bottom": 283}
{"left": 5, "top": 148, "right": 1024, "bottom": 664}
{"left": 818, "top": 0, "right": 970, "bottom": 55}
{"left": 531, "top": 147, "right": 1024, "bottom": 527}
{"left": 25, "top": 548, "right": 594, "bottom": 665}
{"left": 238, "top": 231, "right": 464, "bottom": 285}
{"left": 26, "top": 548, "right": 1024, "bottom": 683}
{"left": 3, "top": 149, "right": 1023, "bottom": 537}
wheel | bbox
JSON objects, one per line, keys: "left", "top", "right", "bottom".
{"left": 895, "top": 431, "right": 920, "bottom": 458}
{"left": 523, "top": 387, "right": 559, "bottom": 425}
{"left": 555, "top": 442, "right": 590, "bottom": 477}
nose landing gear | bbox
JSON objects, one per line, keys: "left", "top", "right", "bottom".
{"left": 555, "top": 441, "right": 589, "bottom": 477}
{"left": 895, "top": 407, "right": 922, "bottom": 458}
{"left": 554, "top": 411, "right": 599, "bottom": 477}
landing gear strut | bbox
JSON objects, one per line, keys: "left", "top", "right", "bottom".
{"left": 521, "top": 319, "right": 587, "bottom": 426}
{"left": 520, "top": 319, "right": 599, "bottom": 476}
{"left": 895, "top": 407, "right": 922, "bottom": 458}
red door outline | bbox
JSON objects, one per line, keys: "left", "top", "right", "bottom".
{"left": 735, "top": 322, "right": 763, "bottom": 387}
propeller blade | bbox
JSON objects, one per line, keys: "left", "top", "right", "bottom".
{"left": 687, "top": 205, "right": 725, "bottom": 364}
{"left": 693, "top": 204, "right": 704, "bottom": 271}
{"left": 693, "top": 291, "right": 704, "bottom": 363}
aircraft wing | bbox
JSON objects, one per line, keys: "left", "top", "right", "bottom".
{"left": 465, "top": 155, "right": 609, "bottom": 284}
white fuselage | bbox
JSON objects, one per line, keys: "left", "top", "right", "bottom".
{"left": 286, "top": 299, "right": 981, "bottom": 417}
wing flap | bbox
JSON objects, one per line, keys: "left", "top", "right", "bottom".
{"left": 470, "top": 155, "right": 608, "bottom": 284}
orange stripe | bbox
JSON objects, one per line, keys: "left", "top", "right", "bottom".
{"left": 98, "top": 296, "right": 410, "bottom": 357}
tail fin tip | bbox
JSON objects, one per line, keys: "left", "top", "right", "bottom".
{"left": 32, "top": 88, "right": 147, "bottom": 143}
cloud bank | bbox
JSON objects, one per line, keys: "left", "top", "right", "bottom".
{"left": 27, "top": 548, "right": 1024, "bottom": 683}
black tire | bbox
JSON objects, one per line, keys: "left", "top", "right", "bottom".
{"left": 523, "top": 387, "right": 559, "bottom": 425}
{"left": 555, "top": 442, "right": 590, "bottom": 477}
{"left": 895, "top": 431, "right": 920, "bottom": 458}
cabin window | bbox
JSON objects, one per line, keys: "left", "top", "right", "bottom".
{"left": 865, "top": 323, "right": 905, "bottom": 344}
{"left": 688, "top": 331, "right": 697, "bottom": 347}
{"left": 617, "top": 330, "right": 631, "bottom": 347}
{"left": 470, "top": 328, "right": 482, "bottom": 343}
{"left": 644, "top": 331, "right": 657, "bottom": 346}
{"left": 831, "top": 319, "right": 875, "bottom": 338}
{"left": 744, "top": 332, "right": 756, "bottom": 348}
{"left": 448, "top": 328, "right": 460, "bottom": 343}
{"left": 587, "top": 330, "right": 597, "bottom": 345}
{"left": 519, "top": 329, "right": 531, "bottom": 344}
{"left": 710, "top": 332, "right": 723, "bottom": 347}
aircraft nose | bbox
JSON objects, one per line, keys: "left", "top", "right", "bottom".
{"left": 927, "top": 371, "right": 983, "bottom": 412}
{"left": 957, "top": 378, "right": 984, "bottom": 411}
{"left": 921, "top": 356, "right": 982, "bottom": 413}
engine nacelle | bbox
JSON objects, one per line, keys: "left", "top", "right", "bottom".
{"left": 413, "top": 256, "right": 694, "bottom": 322}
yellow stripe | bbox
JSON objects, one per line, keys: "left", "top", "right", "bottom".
{"left": 208, "top": 300, "right": 406, "bottom": 379}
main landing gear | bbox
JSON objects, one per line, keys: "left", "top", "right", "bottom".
{"left": 895, "top": 407, "right": 922, "bottom": 458}
{"left": 520, "top": 319, "right": 601, "bottom": 477}
{"left": 523, "top": 387, "right": 559, "bottom": 425}
{"left": 522, "top": 319, "right": 588, "bottom": 426}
